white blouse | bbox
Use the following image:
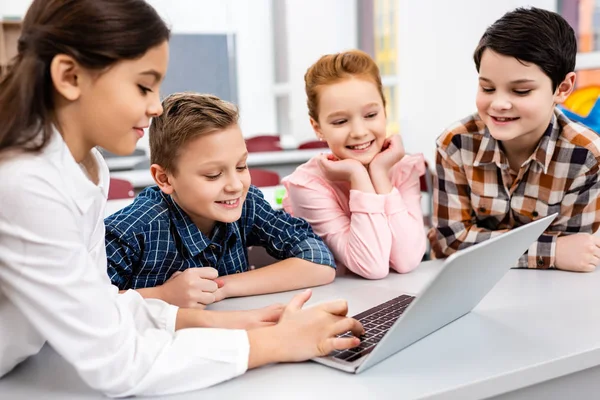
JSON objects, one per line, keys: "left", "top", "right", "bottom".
{"left": 0, "top": 131, "right": 249, "bottom": 397}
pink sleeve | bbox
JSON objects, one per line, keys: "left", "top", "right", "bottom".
{"left": 386, "top": 155, "right": 427, "bottom": 273}
{"left": 283, "top": 173, "right": 392, "bottom": 280}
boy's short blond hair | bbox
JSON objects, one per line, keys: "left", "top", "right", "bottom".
{"left": 149, "top": 92, "right": 239, "bottom": 174}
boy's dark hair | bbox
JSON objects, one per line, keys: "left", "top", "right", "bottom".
{"left": 149, "top": 92, "right": 239, "bottom": 174}
{"left": 0, "top": 0, "right": 170, "bottom": 155}
{"left": 473, "top": 7, "right": 576, "bottom": 91}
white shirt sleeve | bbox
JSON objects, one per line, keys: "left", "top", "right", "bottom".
{"left": 0, "top": 163, "right": 249, "bottom": 397}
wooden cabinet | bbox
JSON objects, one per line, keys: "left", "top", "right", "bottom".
{"left": 0, "top": 20, "right": 22, "bottom": 77}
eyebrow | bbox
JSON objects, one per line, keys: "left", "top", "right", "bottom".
{"left": 197, "top": 153, "right": 249, "bottom": 168}
{"left": 326, "top": 103, "right": 381, "bottom": 119}
{"left": 139, "top": 70, "right": 163, "bottom": 81}
{"left": 479, "top": 77, "right": 536, "bottom": 84}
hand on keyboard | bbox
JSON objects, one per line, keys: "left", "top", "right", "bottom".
{"left": 248, "top": 289, "right": 365, "bottom": 364}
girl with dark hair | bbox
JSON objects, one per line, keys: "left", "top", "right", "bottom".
{"left": 0, "top": 1, "right": 362, "bottom": 396}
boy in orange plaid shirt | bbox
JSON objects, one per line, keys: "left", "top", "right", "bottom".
{"left": 430, "top": 7, "right": 600, "bottom": 272}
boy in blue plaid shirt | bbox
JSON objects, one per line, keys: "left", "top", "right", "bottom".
{"left": 105, "top": 93, "right": 336, "bottom": 308}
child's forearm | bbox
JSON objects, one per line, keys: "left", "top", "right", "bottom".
{"left": 350, "top": 168, "right": 376, "bottom": 193}
{"left": 174, "top": 308, "right": 252, "bottom": 330}
{"left": 130, "top": 286, "right": 166, "bottom": 301}
{"left": 368, "top": 165, "right": 393, "bottom": 194}
{"left": 219, "top": 259, "right": 335, "bottom": 298}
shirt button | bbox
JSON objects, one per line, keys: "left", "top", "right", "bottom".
{"left": 478, "top": 207, "right": 486, "bottom": 213}
{"left": 235, "top": 269, "right": 241, "bottom": 274}
{"left": 536, "top": 257, "right": 544, "bottom": 267}
{"left": 532, "top": 211, "right": 539, "bottom": 217}
{"left": 208, "top": 244, "right": 216, "bottom": 250}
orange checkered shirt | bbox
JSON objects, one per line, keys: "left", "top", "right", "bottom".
{"left": 429, "top": 108, "right": 600, "bottom": 269}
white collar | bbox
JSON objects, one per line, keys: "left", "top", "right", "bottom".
{"left": 44, "top": 128, "right": 105, "bottom": 214}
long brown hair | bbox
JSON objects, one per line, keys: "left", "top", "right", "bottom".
{"left": 0, "top": 0, "right": 170, "bottom": 155}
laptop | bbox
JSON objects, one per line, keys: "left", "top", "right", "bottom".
{"left": 313, "top": 213, "right": 557, "bottom": 373}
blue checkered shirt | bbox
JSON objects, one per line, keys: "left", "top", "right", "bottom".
{"left": 105, "top": 185, "right": 336, "bottom": 290}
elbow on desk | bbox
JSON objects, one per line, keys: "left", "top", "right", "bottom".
{"left": 392, "top": 250, "right": 425, "bottom": 275}
{"left": 352, "top": 263, "right": 390, "bottom": 280}
{"left": 317, "top": 264, "right": 336, "bottom": 285}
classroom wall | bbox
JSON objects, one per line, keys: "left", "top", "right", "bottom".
{"left": 0, "top": 0, "right": 558, "bottom": 161}
{"left": 146, "top": 0, "right": 278, "bottom": 149}
{"left": 284, "top": 0, "right": 358, "bottom": 147}
{"left": 0, "top": 0, "right": 278, "bottom": 153}
{"left": 397, "top": 0, "right": 557, "bottom": 163}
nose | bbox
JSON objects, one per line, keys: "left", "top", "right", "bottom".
{"left": 490, "top": 93, "right": 512, "bottom": 112}
{"left": 148, "top": 92, "right": 164, "bottom": 117}
{"left": 225, "top": 172, "right": 244, "bottom": 193}
{"left": 350, "top": 118, "right": 369, "bottom": 139}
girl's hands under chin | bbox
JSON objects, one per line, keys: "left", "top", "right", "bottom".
{"left": 369, "top": 135, "right": 405, "bottom": 173}
{"left": 316, "top": 153, "right": 366, "bottom": 182}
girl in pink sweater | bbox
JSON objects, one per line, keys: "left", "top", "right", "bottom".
{"left": 282, "top": 50, "right": 426, "bottom": 279}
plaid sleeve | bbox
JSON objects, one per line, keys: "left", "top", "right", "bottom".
{"left": 523, "top": 160, "right": 600, "bottom": 269}
{"left": 105, "top": 223, "right": 141, "bottom": 290}
{"left": 430, "top": 139, "right": 508, "bottom": 258}
{"left": 245, "top": 186, "right": 336, "bottom": 269}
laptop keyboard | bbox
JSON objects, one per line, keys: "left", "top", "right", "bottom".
{"left": 329, "top": 294, "right": 415, "bottom": 363}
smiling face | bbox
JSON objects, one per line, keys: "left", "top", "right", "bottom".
{"left": 475, "top": 49, "right": 572, "bottom": 150}
{"left": 165, "top": 125, "right": 251, "bottom": 235}
{"left": 74, "top": 41, "right": 168, "bottom": 157}
{"left": 311, "top": 77, "right": 387, "bottom": 165}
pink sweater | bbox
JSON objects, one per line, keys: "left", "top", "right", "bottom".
{"left": 282, "top": 154, "right": 426, "bottom": 279}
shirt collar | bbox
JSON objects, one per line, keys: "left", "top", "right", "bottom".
{"left": 46, "top": 128, "right": 105, "bottom": 214}
{"left": 160, "top": 191, "right": 239, "bottom": 256}
{"left": 473, "top": 110, "right": 560, "bottom": 174}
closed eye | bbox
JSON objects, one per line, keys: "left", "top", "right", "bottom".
{"left": 138, "top": 85, "right": 152, "bottom": 95}
{"left": 205, "top": 173, "right": 221, "bottom": 180}
{"left": 331, "top": 119, "right": 347, "bottom": 126}
{"left": 513, "top": 89, "right": 532, "bottom": 95}
{"left": 365, "top": 112, "right": 378, "bottom": 119}
{"left": 481, "top": 87, "right": 495, "bottom": 93}
{"left": 237, "top": 165, "right": 248, "bottom": 171}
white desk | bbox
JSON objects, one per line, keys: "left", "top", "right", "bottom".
{"left": 104, "top": 186, "right": 284, "bottom": 217}
{"left": 2, "top": 261, "right": 600, "bottom": 399}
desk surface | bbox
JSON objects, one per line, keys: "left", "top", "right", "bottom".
{"left": 2, "top": 261, "right": 600, "bottom": 399}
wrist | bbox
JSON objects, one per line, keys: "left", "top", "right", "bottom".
{"left": 349, "top": 168, "right": 375, "bottom": 192}
{"left": 368, "top": 162, "right": 389, "bottom": 176}
{"left": 175, "top": 308, "right": 204, "bottom": 330}
{"left": 247, "top": 325, "right": 286, "bottom": 369}
{"left": 218, "top": 277, "right": 233, "bottom": 299}
{"left": 154, "top": 284, "right": 169, "bottom": 302}
{"left": 136, "top": 285, "right": 168, "bottom": 302}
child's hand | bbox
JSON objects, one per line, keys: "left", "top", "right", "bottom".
{"left": 159, "top": 268, "right": 223, "bottom": 308}
{"left": 369, "top": 134, "right": 405, "bottom": 173}
{"left": 555, "top": 233, "right": 600, "bottom": 272}
{"left": 259, "top": 289, "right": 364, "bottom": 362}
{"left": 209, "top": 304, "right": 285, "bottom": 330}
{"left": 317, "top": 153, "right": 365, "bottom": 182}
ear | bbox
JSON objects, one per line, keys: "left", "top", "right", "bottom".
{"left": 150, "top": 163, "right": 175, "bottom": 195}
{"left": 554, "top": 72, "right": 576, "bottom": 104}
{"left": 49, "top": 54, "right": 83, "bottom": 101}
{"left": 310, "top": 117, "right": 324, "bottom": 141}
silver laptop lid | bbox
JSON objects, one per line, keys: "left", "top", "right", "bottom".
{"left": 357, "top": 213, "right": 557, "bottom": 373}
